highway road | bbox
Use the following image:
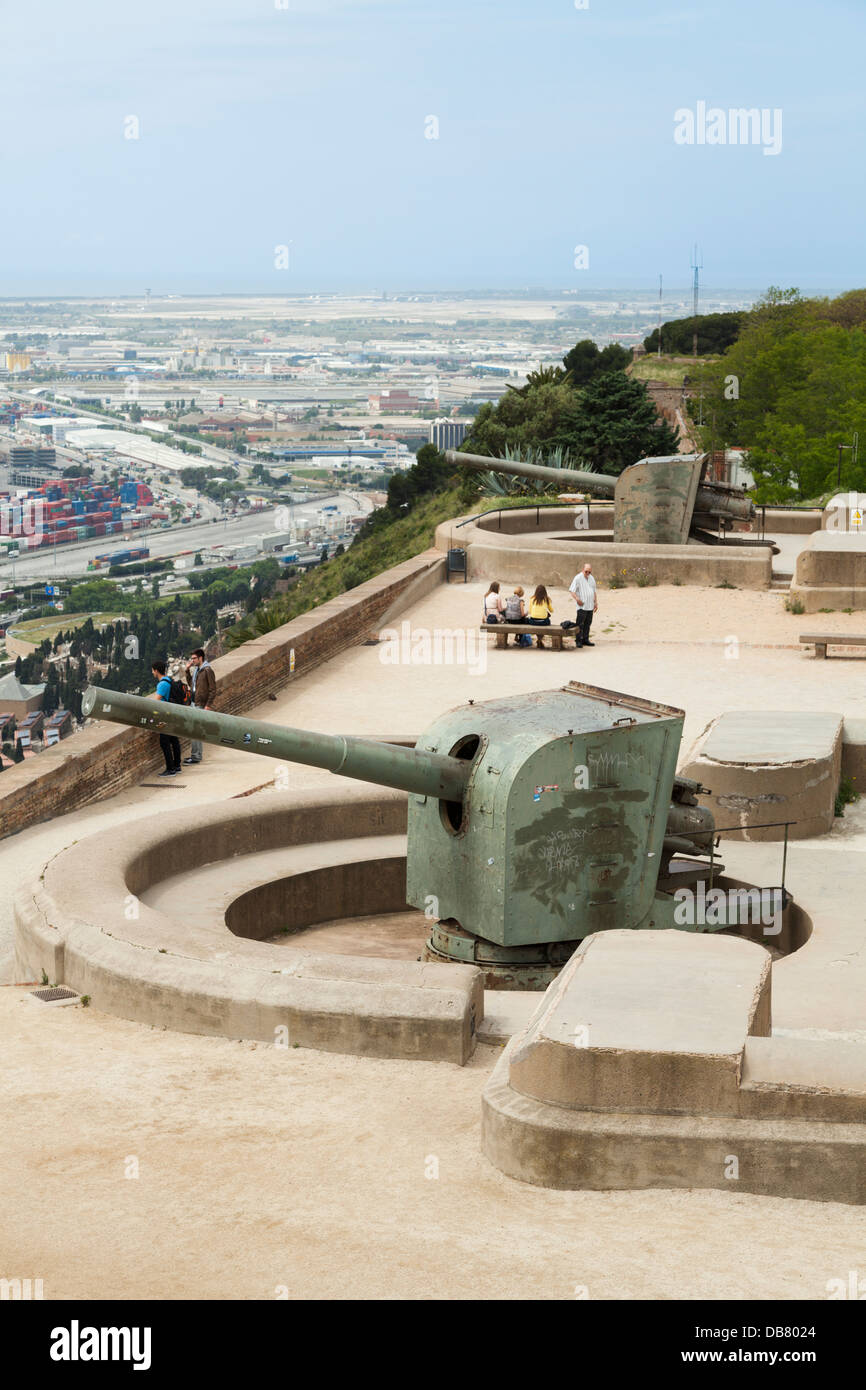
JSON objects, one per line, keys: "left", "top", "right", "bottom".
{"left": 0, "top": 490, "right": 371, "bottom": 584}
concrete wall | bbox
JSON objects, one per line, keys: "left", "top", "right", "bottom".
{"left": 790, "top": 532, "right": 866, "bottom": 611}
{"left": 3, "top": 633, "right": 40, "bottom": 660}
{"left": 436, "top": 515, "right": 773, "bottom": 589}
{"left": 0, "top": 549, "right": 446, "bottom": 840}
{"left": 475, "top": 505, "right": 613, "bottom": 536}
{"left": 761, "top": 508, "right": 822, "bottom": 535}
{"left": 227, "top": 859, "right": 409, "bottom": 940}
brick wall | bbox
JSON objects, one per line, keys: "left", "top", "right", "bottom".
{"left": 0, "top": 549, "right": 445, "bottom": 839}
{"left": 643, "top": 379, "right": 688, "bottom": 428}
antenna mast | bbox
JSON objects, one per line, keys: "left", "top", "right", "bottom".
{"left": 690, "top": 244, "right": 702, "bottom": 356}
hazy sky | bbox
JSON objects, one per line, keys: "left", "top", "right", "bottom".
{"left": 1, "top": 0, "right": 863, "bottom": 295}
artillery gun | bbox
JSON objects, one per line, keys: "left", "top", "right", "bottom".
{"left": 446, "top": 449, "right": 758, "bottom": 546}
{"left": 83, "top": 681, "right": 722, "bottom": 987}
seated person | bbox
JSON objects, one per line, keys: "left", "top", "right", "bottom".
{"left": 503, "top": 586, "right": 531, "bottom": 645}
{"left": 483, "top": 581, "right": 506, "bottom": 623}
{"left": 527, "top": 584, "right": 553, "bottom": 647}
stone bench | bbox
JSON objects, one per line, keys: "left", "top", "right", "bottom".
{"left": 800, "top": 632, "right": 866, "bottom": 659}
{"left": 480, "top": 622, "right": 578, "bottom": 651}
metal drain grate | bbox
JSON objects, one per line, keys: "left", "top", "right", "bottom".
{"left": 31, "top": 987, "right": 79, "bottom": 1003}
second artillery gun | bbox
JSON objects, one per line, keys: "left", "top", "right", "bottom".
{"left": 446, "top": 449, "right": 758, "bottom": 546}
{"left": 83, "top": 680, "right": 727, "bottom": 987}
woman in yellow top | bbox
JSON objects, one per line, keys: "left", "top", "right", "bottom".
{"left": 527, "top": 584, "right": 553, "bottom": 647}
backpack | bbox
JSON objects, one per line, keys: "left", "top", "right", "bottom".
{"left": 168, "top": 677, "right": 191, "bottom": 706}
{"left": 504, "top": 596, "right": 523, "bottom": 621}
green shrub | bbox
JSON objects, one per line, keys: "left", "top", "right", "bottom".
{"left": 835, "top": 774, "right": 860, "bottom": 817}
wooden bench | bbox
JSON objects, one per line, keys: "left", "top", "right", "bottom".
{"left": 800, "top": 632, "right": 866, "bottom": 659}
{"left": 480, "top": 622, "right": 578, "bottom": 651}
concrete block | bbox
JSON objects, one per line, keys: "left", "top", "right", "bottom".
{"left": 791, "top": 531, "right": 866, "bottom": 612}
{"left": 842, "top": 718, "right": 866, "bottom": 786}
{"left": 482, "top": 1043, "right": 866, "bottom": 1202}
{"left": 506, "top": 930, "right": 771, "bottom": 1118}
{"left": 741, "top": 1036, "right": 866, "bottom": 1123}
{"left": 681, "top": 709, "right": 843, "bottom": 840}
{"left": 481, "top": 929, "right": 866, "bottom": 1202}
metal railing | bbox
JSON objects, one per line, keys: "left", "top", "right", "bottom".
{"left": 706, "top": 819, "right": 795, "bottom": 898}
{"left": 455, "top": 500, "right": 611, "bottom": 530}
{"left": 455, "top": 500, "right": 821, "bottom": 547}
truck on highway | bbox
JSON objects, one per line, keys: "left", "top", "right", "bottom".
{"left": 88, "top": 546, "right": 150, "bottom": 571}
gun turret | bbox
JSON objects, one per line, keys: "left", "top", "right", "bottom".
{"left": 83, "top": 680, "right": 721, "bottom": 985}
{"left": 447, "top": 450, "right": 754, "bottom": 544}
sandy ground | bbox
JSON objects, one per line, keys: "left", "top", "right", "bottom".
{"left": 3, "top": 580, "right": 866, "bottom": 1300}
{"left": 3, "top": 990, "right": 865, "bottom": 1302}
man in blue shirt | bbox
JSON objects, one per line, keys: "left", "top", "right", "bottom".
{"left": 151, "top": 660, "right": 181, "bottom": 776}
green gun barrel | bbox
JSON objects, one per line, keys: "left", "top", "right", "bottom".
{"left": 82, "top": 685, "right": 471, "bottom": 802}
{"left": 446, "top": 449, "right": 616, "bottom": 496}
{"left": 447, "top": 449, "right": 754, "bottom": 532}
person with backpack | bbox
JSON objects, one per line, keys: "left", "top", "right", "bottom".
{"left": 183, "top": 647, "right": 216, "bottom": 766}
{"left": 503, "top": 587, "right": 532, "bottom": 646}
{"left": 151, "top": 659, "right": 182, "bottom": 777}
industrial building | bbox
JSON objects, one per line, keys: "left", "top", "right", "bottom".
{"left": 429, "top": 418, "right": 468, "bottom": 451}
{"left": 4, "top": 352, "right": 32, "bottom": 373}
{"left": 368, "top": 389, "right": 423, "bottom": 413}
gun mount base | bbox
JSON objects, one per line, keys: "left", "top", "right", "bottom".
{"left": 423, "top": 920, "right": 581, "bottom": 991}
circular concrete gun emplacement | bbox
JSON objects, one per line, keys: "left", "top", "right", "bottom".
{"left": 13, "top": 786, "right": 481, "bottom": 1065}
{"left": 76, "top": 679, "right": 802, "bottom": 989}
{"left": 438, "top": 449, "right": 782, "bottom": 590}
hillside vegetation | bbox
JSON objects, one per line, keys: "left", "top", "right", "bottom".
{"left": 690, "top": 287, "right": 866, "bottom": 501}
{"left": 226, "top": 487, "right": 467, "bottom": 644}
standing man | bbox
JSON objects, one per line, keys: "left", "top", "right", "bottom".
{"left": 183, "top": 647, "right": 216, "bottom": 765}
{"left": 569, "top": 563, "right": 598, "bottom": 648}
{"left": 151, "top": 660, "right": 181, "bottom": 777}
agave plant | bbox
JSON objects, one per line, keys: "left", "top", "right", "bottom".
{"left": 477, "top": 444, "right": 597, "bottom": 498}
{"left": 224, "top": 602, "right": 288, "bottom": 650}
